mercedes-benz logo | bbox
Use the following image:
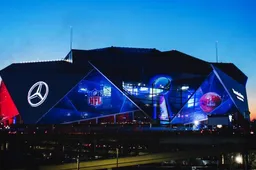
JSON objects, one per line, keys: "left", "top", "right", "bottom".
{"left": 27, "top": 81, "right": 49, "bottom": 107}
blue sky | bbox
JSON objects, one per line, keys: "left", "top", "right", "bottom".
{"left": 0, "top": 0, "right": 256, "bottom": 118}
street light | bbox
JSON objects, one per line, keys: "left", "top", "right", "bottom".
{"left": 77, "top": 155, "right": 80, "bottom": 170}
{"left": 77, "top": 142, "right": 80, "bottom": 170}
{"left": 194, "top": 120, "right": 199, "bottom": 126}
{"left": 116, "top": 148, "right": 119, "bottom": 167}
{"left": 235, "top": 154, "right": 243, "bottom": 164}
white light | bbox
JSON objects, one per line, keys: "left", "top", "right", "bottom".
{"left": 229, "top": 115, "right": 232, "bottom": 122}
{"left": 149, "top": 88, "right": 163, "bottom": 94}
{"left": 181, "top": 86, "right": 189, "bottom": 91}
{"left": 250, "top": 131, "right": 254, "bottom": 135}
{"left": 235, "top": 155, "right": 243, "bottom": 164}
{"left": 27, "top": 81, "right": 49, "bottom": 107}
{"left": 217, "top": 125, "right": 222, "bottom": 128}
{"left": 149, "top": 94, "right": 156, "bottom": 98}
{"left": 15, "top": 59, "right": 67, "bottom": 64}
{"left": 79, "top": 88, "right": 87, "bottom": 92}
{"left": 140, "top": 87, "right": 148, "bottom": 91}
{"left": 232, "top": 88, "right": 244, "bottom": 102}
{"left": 194, "top": 120, "right": 199, "bottom": 126}
{"left": 187, "top": 95, "right": 194, "bottom": 108}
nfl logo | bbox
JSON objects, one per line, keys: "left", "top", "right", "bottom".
{"left": 88, "top": 89, "right": 102, "bottom": 107}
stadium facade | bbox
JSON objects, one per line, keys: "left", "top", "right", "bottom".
{"left": 0, "top": 47, "right": 250, "bottom": 127}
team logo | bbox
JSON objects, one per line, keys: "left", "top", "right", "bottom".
{"left": 27, "top": 81, "right": 49, "bottom": 107}
{"left": 88, "top": 89, "right": 102, "bottom": 107}
{"left": 199, "top": 92, "right": 222, "bottom": 113}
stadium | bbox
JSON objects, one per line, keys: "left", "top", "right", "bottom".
{"left": 0, "top": 47, "right": 250, "bottom": 128}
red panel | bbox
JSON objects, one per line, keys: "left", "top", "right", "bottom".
{"left": 117, "top": 113, "right": 131, "bottom": 122}
{"left": 0, "top": 81, "right": 19, "bottom": 123}
{"left": 99, "top": 116, "right": 114, "bottom": 124}
{"left": 80, "top": 119, "right": 97, "bottom": 124}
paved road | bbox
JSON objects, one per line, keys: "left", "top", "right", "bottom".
{"left": 38, "top": 148, "right": 240, "bottom": 170}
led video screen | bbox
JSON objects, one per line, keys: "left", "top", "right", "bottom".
{"left": 122, "top": 74, "right": 207, "bottom": 123}
{"left": 212, "top": 65, "right": 249, "bottom": 116}
{"left": 0, "top": 80, "right": 19, "bottom": 123}
{"left": 122, "top": 71, "right": 240, "bottom": 125}
{"left": 38, "top": 69, "right": 139, "bottom": 124}
{"left": 171, "top": 72, "right": 237, "bottom": 124}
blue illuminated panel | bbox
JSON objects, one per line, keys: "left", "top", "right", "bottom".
{"left": 171, "top": 72, "right": 236, "bottom": 125}
{"left": 38, "top": 69, "right": 139, "bottom": 124}
{"left": 122, "top": 75, "right": 206, "bottom": 124}
{"left": 212, "top": 65, "right": 249, "bottom": 118}
{"left": 159, "top": 95, "right": 169, "bottom": 121}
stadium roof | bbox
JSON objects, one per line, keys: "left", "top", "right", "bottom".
{"left": 210, "top": 62, "right": 247, "bottom": 85}
{"left": 0, "top": 46, "right": 248, "bottom": 85}
{"left": 65, "top": 47, "right": 247, "bottom": 85}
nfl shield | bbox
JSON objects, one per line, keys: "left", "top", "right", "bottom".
{"left": 88, "top": 89, "right": 103, "bottom": 107}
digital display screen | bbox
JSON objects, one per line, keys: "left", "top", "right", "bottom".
{"left": 122, "top": 71, "right": 241, "bottom": 125}
{"left": 38, "top": 69, "right": 139, "bottom": 124}
{"left": 0, "top": 60, "right": 249, "bottom": 125}
{"left": 170, "top": 72, "right": 237, "bottom": 124}
{"left": 212, "top": 65, "right": 249, "bottom": 116}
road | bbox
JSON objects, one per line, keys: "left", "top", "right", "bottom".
{"left": 38, "top": 147, "right": 240, "bottom": 170}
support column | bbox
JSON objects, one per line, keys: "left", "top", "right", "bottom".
{"left": 130, "top": 111, "right": 134, "bottom": 121}
{"left": 95, "top": 118, "right": 98, "bottom": 124}
{"left": 77, "top": 155, "right": 80, "bottom": 170}
{"left": 93, "top": 139, "right": 97, "bottom": 153}
{"left": 114, "top": 115, "right": 116, "bottom": 124}
{"left": 243, "top": 151, "right": 249, "bottom": 170}
{"left": 116, "top": 148, "right": 119, "bottom": 168}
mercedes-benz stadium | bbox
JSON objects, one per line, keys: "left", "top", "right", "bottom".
{"left": 0, "top": 47, "right": 250, "bottom": 127}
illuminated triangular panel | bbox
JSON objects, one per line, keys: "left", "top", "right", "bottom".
{"left": 167, "top": 77, "right": 206, "bottom": 115}
{"left": 212, "top": 65, "right": 249, "bottom": 119}
{"left": 0, "top": 81, "right": 19, "bottom": 123}
{"left": 38, "top": 69, "right": 140, "bottom": 124}
{"left": 0, "top": 62, "right": 91, "bottom": 124}
{"left": 171, "top": 72, "right": 237, "bottom": 124}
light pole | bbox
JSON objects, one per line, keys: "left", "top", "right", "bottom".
{"left": 77, "top": 155, "right": 80, "bottom": 170}
{"left": 152, "top": 82, "right": 157, "bottom": 120}
{"left": 77, "top": 142, "right": 80, "bottom": 170}
{"left": 116, "top": 148, "right": 119, "bottom": 167}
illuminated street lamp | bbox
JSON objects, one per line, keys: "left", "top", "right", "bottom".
{"left": 116, "top": 148, "right": 119, "bottom": 167}
{"left": 194, "top": 120, "right": 199, "bottom": 126}
{"left": 235, "top": 154, "right": 243, "bottom": 164}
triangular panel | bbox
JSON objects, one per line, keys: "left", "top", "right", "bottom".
{"left": 171, "top": 72, "right": 237, "bottom": 124}
{"left": 38, "top": 69, "right": 140, "bottom": 124}
{"left": 0, "top": 62, "right": 90, "bottom": 124}
{"left": 167, "top": 77, "right": 206, "bottom": 114}
{"left": 0, "top": 81, "right": 19, "bottom": 123}
{"left": 121, "top": 75, "right": 206, "bottom": 122}
{"left": 212, "top": 65, "right": 249, "bottom": 118}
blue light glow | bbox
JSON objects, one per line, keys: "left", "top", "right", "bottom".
{"left": 171, "top": 72, "right": 236, "bottom": 125}
{"left": 38, "top": 69, "right": 139, "bottom": 124}
{"left": 187, "top": 95, "right": 194, "bottom": 108}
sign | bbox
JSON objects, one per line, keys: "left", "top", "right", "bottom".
{"left": 232, "top": 88, "right": 244, "bottom": 102}
{"left": 27, "top": 81, "right": 49, "bottom": 107}
{"left": 88, "top": 89, "right": 103, "bottom": 107}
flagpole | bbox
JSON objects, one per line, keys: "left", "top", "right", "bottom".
{"left": 69, "top": 26, "right": 73, "bottom": 62}
{"left": 215, "top": 41, "right": 218, "bottom": 63}
{"left": 70, "top": 26, "right": 73, "bottom": 51}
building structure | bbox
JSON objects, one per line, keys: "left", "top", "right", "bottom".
{"left": 0, "top": 47, "right": 250, "bottom": 127}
